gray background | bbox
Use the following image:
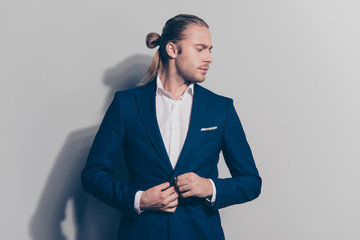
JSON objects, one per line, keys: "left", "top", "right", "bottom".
{"left": 1, "top": 0, "right": 359, "bottom": 239}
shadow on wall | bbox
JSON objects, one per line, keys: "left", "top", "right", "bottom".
{"left": 29, "top": 54, "right": 153, "bottom": 240}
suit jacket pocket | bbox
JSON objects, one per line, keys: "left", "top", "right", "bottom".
{"left": 197, "top": 127, "right": 222, "bottom": 138}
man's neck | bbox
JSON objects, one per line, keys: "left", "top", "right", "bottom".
{"left": 159, "top": 69, "right": 191, "bottom": 100}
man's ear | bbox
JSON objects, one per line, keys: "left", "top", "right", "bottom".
{"left": 166, "top": 42, "right": 178, "bottom": 59}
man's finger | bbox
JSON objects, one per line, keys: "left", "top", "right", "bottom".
{"left": 162, "top": 188, "right": 178, "bottom": 205}
{"left": 162, "top": 186, "right": 176, "bottom": 196}
{"left": 178, "top": 185, "right": 191, "bottom": 193}
{"left": 175, "top": 173, "right": 191, "bottom": 181}
{"left": 162, "top": 206, "right": 177, "bottom": 213}
{"left": 156, "top": 182, "right": 170, "bottom": 191}
{"left": 180, "top": 190, "right": 192, "bottom": 198}
{"left": 158, "top": 188, "right": 178, "bottom": 206}
{"left": 166, "top": 190, "right": 179, "bottom": 202}
{"left": 166, "top": 198, "right": 178, "bottom": 208}
{"left": 175, "top": 179, "right": 190, "bottom": 188}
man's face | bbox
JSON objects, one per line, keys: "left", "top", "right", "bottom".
{"left": 174, "top": 25, "right": 213, "bottom": 83}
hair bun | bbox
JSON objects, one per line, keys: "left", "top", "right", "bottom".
{"left": 146, "top": 32, "right": 161, "bottom": 49}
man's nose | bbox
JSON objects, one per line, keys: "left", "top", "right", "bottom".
{"left": 205, "top": 52, "right": 213, "bottom": 64}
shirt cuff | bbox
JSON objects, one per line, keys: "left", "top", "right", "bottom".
{"left": 134, "top": 190, "right": 145, "bottom": 214}
{"left": 205, "top": 179, "right": 216, "bottom": 205}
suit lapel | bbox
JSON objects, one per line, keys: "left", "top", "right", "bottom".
{"left": 172, "top": 83, "right": 205, "bottom": 175}
{"left": 135, "top": 81, "right": 207, "bottom": 177}
{"left": 135, "top": 80, "right": 173, "bottom": 173}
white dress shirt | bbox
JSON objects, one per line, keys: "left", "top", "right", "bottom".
{"left": 156, "top": 75, "right": 194, "bottom": 168}
{"left": 134, "top": 75, "right": 216, "bottom": 214}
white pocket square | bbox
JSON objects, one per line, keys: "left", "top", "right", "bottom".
{"left": 200, "top": 126, "right": 218, "bottom": 131}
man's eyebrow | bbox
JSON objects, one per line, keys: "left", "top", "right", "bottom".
{"left": 195, "top": 44, "right": 213, "bottom": 49}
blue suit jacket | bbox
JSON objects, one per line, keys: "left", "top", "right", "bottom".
{"left": 81, "top": 79, "right": 261, "bottom": 239}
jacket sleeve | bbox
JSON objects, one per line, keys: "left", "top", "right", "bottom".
{"left": 211, "top": 99, "right": 262, "bottom": 210}
{"left": 81, "top": 92, "right": 138, "bottom": 214}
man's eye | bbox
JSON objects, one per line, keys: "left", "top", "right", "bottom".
{"left": 197, "top": 48, "right": 203, "bottom": 51}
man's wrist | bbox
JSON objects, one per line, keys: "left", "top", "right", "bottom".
{"left": 206, "top": 179, "right": 216, "bottom": 204}
{"left": 134, "top": 190, "right": 145, "bottom": 214}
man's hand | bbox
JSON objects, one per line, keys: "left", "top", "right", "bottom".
{"left": 140, "top": 182, "right": 178, "bottom": 213}
{"left": 174, "top": 172, "right": 213, "bottom": 198}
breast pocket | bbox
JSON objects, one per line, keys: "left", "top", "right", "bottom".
{"left": 197, "top": 126, "right": 222, "bottom": 139}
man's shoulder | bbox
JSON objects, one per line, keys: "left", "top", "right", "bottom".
{"left": 196, "top": 83, "right": 233, "bottom": 104}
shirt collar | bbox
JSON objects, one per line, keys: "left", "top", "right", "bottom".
{"left": 156, "top": 75, "right": 194, "bottom": 99}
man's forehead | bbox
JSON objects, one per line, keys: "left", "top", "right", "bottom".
{"left": 185, "top": 24, "right": 211, "bottom": 34}
{"left": 183, "top": 25, "right": 212, "bottom": 43}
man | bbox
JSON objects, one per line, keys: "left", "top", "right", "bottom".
{"left": 81, "top": 14, "right": 261, "bottom": 239}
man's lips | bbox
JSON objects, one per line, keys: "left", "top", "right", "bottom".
{"left": 199, "top": 67, "right": 209, "bottom": 73}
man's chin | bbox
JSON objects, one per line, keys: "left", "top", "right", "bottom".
{"left": 188, "top": 77, "right": 206, "bottom": 84}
